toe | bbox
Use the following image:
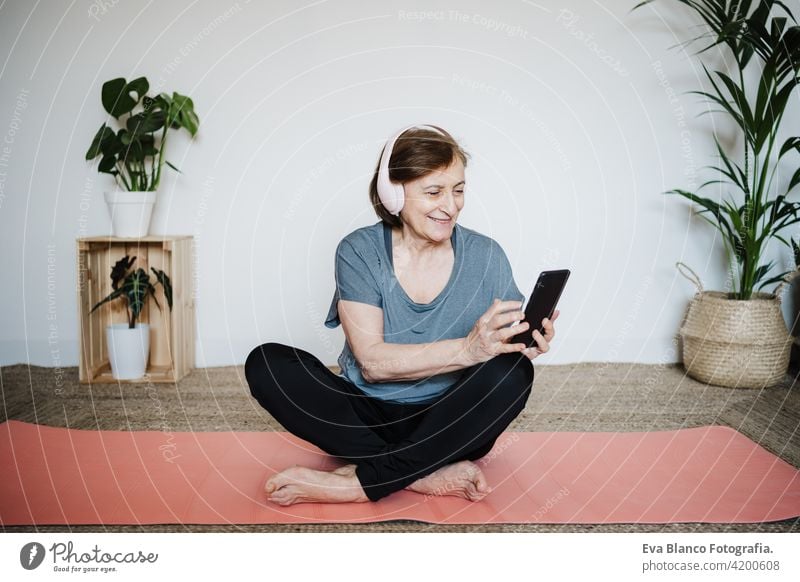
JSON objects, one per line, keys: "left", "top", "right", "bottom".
{"left": 268, "top": 490, "right": 289, "bottom": 505}
{"left": 467, "top": 486, "right": 487, "bottom": 502}
{"left": 474, "top": 470, "right": 490, "bottom": 493}
{"left": 265, "top": 476, "right": 282, "bottom": 494}
{"left": 265, "top": 471, "right": 293, "bottom": 494}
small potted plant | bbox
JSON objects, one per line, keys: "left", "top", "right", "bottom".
{"left": 90, "top": 255, "right": 173, "bottom": 380}
{"left": 86, "top": 76, "right": 199, "bottom": 237}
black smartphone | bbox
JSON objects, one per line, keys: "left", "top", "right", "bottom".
{"left": 510, "top": 269, "right": 570, "bottom": 348}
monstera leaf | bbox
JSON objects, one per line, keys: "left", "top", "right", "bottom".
{"left": 102, "top": 77, "right": 149, "bottom": 119}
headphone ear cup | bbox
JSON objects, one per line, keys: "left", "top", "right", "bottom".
{"left": 377, "top": 125, "right": 412, "bottom": 215}
{"left": 390, "top": 181, "right": 404, "bottom": 214}
{"left": 377, "top": 124, "right": 447, "bottom": 216}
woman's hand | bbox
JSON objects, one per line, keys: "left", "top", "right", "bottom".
{"left": 520, "top": 308, "right": 560, "bottom": 360}
{"left": 463, "top": 298, "right": 532, "bottom": 366}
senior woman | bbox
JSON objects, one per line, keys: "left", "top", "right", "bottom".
{"left": 245, "top": 124, "right": 559, "bottom": 505}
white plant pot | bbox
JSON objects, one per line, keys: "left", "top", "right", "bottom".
{"left": 106, "top": 323, "right": 150, "bottom": 380}
{"left": 104, "top": 191, "right": 156, "bottom": 237}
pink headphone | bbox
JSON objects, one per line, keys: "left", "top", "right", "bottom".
{"left": 377, "top": 124, "right": 447, "bottom": 216}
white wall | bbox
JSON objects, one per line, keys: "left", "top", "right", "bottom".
{"left": 1, "top": 0, "right": 797, "bottom": 368}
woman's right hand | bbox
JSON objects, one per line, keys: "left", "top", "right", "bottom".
{"left": 462, "top": 298, "right": 529, "bottom": 366}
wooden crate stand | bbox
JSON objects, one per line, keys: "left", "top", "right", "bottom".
{"left": 77, "top": 236, "right": 195, "bottom": 383}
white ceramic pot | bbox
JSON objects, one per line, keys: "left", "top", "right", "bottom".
{"left": 104, "top": 191, "right": 156, "bottom": 237}
{"left": 106, "top": 323, "right": 150, "bottom": 380}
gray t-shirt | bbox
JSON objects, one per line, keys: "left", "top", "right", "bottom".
{"left": 324, "top": 220, "right": 524, "bottom": 404}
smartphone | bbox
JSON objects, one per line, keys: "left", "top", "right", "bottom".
{"left": 510, "top": 269, "right": 570, "bottom": 348}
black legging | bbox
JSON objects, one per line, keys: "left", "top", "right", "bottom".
{"left": 244, "top": 342, "right": 534, "bottom": 502}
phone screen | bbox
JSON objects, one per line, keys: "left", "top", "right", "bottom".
{"left": 510, "top": 269, "right": 570, "bottom": 348}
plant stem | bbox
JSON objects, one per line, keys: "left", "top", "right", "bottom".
{"left": 735, "top": 62, "right": 750, "bottom": 298}
{"left": 149, "top": 131, "right": 156, "bottom": 191}
{"left": 116, "top": 162, "right": 131, "bottom": 190}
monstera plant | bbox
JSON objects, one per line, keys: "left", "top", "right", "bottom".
{"left": 90, "top": 255, "right": 173, "bottom": 380}
{"left": 86, "top": 76, "right": 200, "bottom": 237}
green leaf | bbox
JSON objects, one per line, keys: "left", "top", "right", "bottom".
{"left": 774, "top": 233, "right": 791, "bottom": 247}
{"left": 126, "top": 109, "right": 166, "bottom": 138}
{"left": 124, "top": 268, "right": 150, "bottom": 321}
{"left": 764, "top": 195, "right": 786, "bottom": 225}
{"left": 164, "top": 160, "right": 181, "bottom": 173}
{"left": 86, "top": 124, "right": 114, "bottom": 160}
{"left": 90, "top": 255, "right": 136, "bottom": 313}
{"left": 179, "top": 109, "right": 199, "bottom": 136}
{"left": 121, "top": 140, "right": 144, "bottom": 163}
{"left": 101, "top": 77, "right": 148, "bottom": 119}
{"left": 753, "top": 260, "right": 777, "bottom": 287}
{"left": 667, "top": 187, "right": 738, "bottom": 249}
{"left": 139, "top": 134, "right": 157, "bottom": 157}
{"left": 89, "top": 287, "right": 126, "bottom": 314}
{"left": 715, "top": 70, "right": 754, "bottom": 131}
{"left": 151, "top": 268, "right": 173, "bottom": 310}
{"left": 101, "top": 78, "right": 129, "bottom": 118}
{"left": 147, "top": 282, "right": 161, "bottom": 311}
{"left": 100, "top": 131, "right": 124, "bottom": 157}
{"left": 156, "top": 92, "right": 172, "bottom": 108}
{"left": 757, "top": 269, "right": 791, "bottom": 291}
{"left": 691, "top": 86, "right": 745, "bottom": 134}
{"left": 98, "top": 155, "right": 117, "bottom": 173}
{"left": 631, "top": 0, "right": 655, "bottom": 11}
{"left": 756, "top": 79, "right": 795, "bottom": 152}
{"left": 669, "top": 188, "right": 728, "bottom": 226}
{"left": 170, "top": 92, "right": 199, "bottom": 136}
{"left": 779, "top": 136, "right": 800, "bottom": 158}
{"left": 110, "top": 255, "right": 135, "bottom": 289}
{"left": 787, "top": 168, "right": 800, "bottom": 194}
{"left": 772, "top": 17, "right": 788, "bottom": 39}
{"left": 773, "top": 2, "right": 797, "bottom": 22}
{"left": 126, "top": 77, "right": 149, "bottom": 100}
{"left": 753, "top": 58, "right": 776, "bottom": 131}
{"left": 712, "top": 136, "right": 748, "bottom": 192}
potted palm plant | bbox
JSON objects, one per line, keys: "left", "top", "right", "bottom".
{"left": 90, "top": 255, "right": 173, "bottom": 380}
{"left": 635, "top": 0, "right": 800, "bottom": 387}
{"left": 86, "top": 76, "right": 199, "bottom": 237}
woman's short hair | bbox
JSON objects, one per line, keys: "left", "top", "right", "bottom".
{"left": 369, "top": 125, "right": 470, "bottom": 228}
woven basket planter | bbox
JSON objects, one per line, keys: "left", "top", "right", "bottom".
{"left": 676, "top": 262, "right": 796, "bottom": 389}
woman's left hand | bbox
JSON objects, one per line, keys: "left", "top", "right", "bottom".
{"left": 521, "top": 309, "right": 559, "bottom": 360}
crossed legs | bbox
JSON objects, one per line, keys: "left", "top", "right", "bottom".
{"left": 244, "top": 342, "right": 534, "bottom": 504}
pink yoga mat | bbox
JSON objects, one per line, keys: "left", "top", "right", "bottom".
{"left": 0, "top": 420, "right": 797, "bottom": 525}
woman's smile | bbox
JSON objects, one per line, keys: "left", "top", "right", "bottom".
{"left": 428, "top": 216, "right": 451, "bottom": 225}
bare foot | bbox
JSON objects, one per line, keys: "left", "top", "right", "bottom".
{"left": 405, "top": 460, "right": 492, "bottom": 502}
{"left": 332, "top": 465, "right": 356, "bottom": 476}
{"left": 265, "top": 464, "right": 369, "bottom": 506}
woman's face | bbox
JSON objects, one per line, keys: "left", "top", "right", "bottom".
{"left": 399, "top": 158, "right": 465, "bottom": 243}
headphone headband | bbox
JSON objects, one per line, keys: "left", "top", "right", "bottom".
{"left": 376, "top": 124, "right": 446, "bottom": 216}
